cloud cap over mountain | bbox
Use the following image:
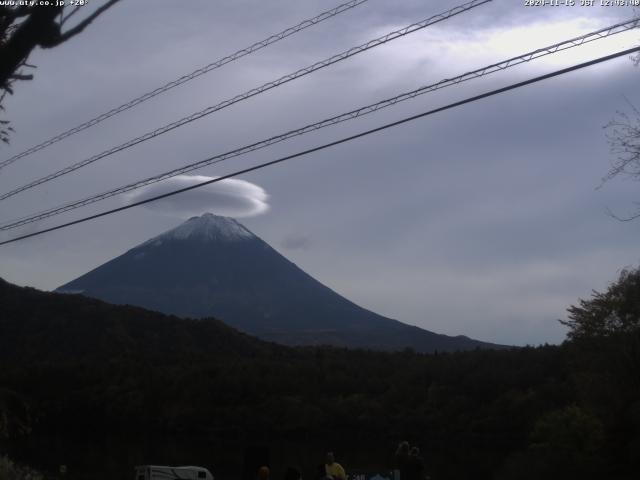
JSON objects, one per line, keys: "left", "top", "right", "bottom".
{"left": 125, "top": 175, "right": 269, "bottom": 219}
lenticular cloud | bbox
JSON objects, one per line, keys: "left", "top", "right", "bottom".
{"left": 125, "top": 175, "right": 269, "bottom": 218}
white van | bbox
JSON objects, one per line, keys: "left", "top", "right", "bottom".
{"left": 134, "top": 465, "right": 214, "bottom": 480}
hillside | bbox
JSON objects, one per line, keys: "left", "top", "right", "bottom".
{"left": 0, "top": 277, "right": 272, "bottom": 364}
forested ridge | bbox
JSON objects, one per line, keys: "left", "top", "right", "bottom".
{"left": 1, "top": 273, "right": 639, "bottom": 479}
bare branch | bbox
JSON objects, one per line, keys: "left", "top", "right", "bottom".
{"left": 53, "top": 0, "right": 121, "bottom": 46}
{"left": 604, "top": 100, "right": 640, "bottom": 183}
{"left": 59, "top": 5, "right": 83, "bottom": 27}
{"left": 9, "top": 73, "right": 32, "bottom": 81}
{"left": 0, "top": 1, "right": 122, "bottom": 145}
{"left": 605, "top": 206, "right": 640, "bottom": 222}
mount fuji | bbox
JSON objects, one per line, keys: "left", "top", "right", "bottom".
{"left": 57, "top": 213, "right": 503, "bottom": 352}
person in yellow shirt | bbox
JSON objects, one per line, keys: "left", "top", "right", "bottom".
{"left": 325, "top": 452, "right": 346, "bottom": 480}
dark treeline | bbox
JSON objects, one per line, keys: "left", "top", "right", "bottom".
{"left": 1, "top": 272, "right": 639, "bottom": 480}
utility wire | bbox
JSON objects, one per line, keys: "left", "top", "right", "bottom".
{"left": 0, "top": 0, "right": 372, "bottom": 170}
{"left": 1, "top": 17, "right": 636, "bottom": 232}
{"left": 0, "top": 0, "right": 491, "bottom": 202}
{"left": 1, "top": 45, "right": 637, "bottom": 247}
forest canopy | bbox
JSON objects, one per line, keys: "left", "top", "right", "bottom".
{"left": 1, "top": 271, "right": 640, "bottom": 479}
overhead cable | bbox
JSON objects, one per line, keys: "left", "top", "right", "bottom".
{"left": 0, "top": 0, "right": 492, "bottom": 202}
{"left": 1, "top": 17, "right": 636, "bottom": 231}
{"left": 0, "top": 0, "right": 372, "bottom": 170}
{"left": 1, "top": 45, "right": 637, "bottom": 247}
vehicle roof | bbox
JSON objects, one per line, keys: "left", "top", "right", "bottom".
{"left": 135, "top": 466, "right": 209, "bottom": 470}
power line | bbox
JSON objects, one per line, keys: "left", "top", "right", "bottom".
{"left": 0, "top": 0, "right": 372, "bottom": 170}
{"left": 0, "top": 0, "right": 492, "bottom": 202}
{"left": 1, "top": 45, "right": 637, "bottom": 247}
{"left": 1, "top": 17, "right": 636, "bottom": 232}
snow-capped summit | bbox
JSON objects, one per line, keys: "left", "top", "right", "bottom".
{"left": 146, "top": 213, "right": 255, "bottom": 245}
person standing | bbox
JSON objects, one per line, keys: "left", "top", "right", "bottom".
{"left": 394, "top": 441, "right": 410, "bottom": 480}
{"left": 324, "top": 452, "right": 346, "bottom": 480}
{"left": 406, "top": 447, "right": 425, "bottom": 480}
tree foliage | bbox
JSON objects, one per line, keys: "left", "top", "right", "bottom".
{"left": 561, "top": 267, "right": 640, "bottom": 340}
{"left": 1, "top": 274, "right": 640, "bottom": 479}
{"left": 0, "top": 454, "right": 44, "bottom": 480}
{"left": 560, "top": 268, "right": 640, "bottom": 478}
{"left": 497, "top": 405, "right": 605, "bottom": 480}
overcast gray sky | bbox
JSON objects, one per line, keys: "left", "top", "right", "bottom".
{"left": 1, "top": 0, "right": 639, "bottom": 346}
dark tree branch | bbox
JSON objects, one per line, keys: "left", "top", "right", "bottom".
{"left": 603, "top": 96, "right": 640, "bottom": 219}
{"left": 59, "top": 5, "right": 83, "bottom": 27}
{"left": 0, "top": 6, "right": 62, "bottom": 86}
{"left": 9, "top": 73, "right": 33, "bottom": 81}
{"left": 0, "top": 1, "right": 122, "bottom": 145}
{"left": 54, "top": 0, "right": 121, "bottom": 45}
